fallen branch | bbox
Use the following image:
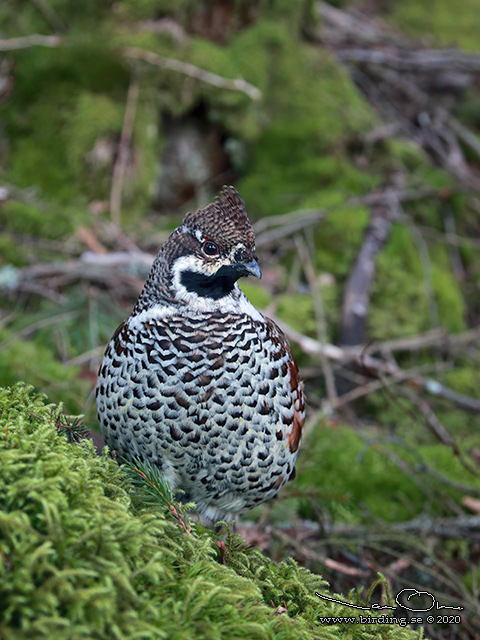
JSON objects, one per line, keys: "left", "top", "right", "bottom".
{"left": 295, "top": 235, "right": 338, "bottom": 405}
{"left": 316, "top": 0, "right": 480, "bottom": 194}
{"left": 0, "top": 34, "right": 62, "bottom": 51}
{"left": 31, "top": 0, "right": 65, "bottom": 33}
{"left": 365, "top": 325, "right": 480, "bottom": 356}
{"left": 123, "top": 46, "right": 261, "bottom": 101}
{"left": 336, "top": 47, "right": 480, "bottom": 73}
{"left": 399, "top": 388, "right": 480, "bottom": 480}
{"left": 254, "top": 209, "right": 326, "bottom": 247}
{"left": 338, "top": 193, "right": 398, "bottom": 349}
{"left": 326, "top": 514, "right": 480, "bottom": 540}
{"left": 274, "top": 319, "right": 480, "bottom": 413}
{"left": 110, "top": 72, "right": 140, "bottom": 225}
{"left": 253, "top": 186, "right": 444, "bottom": 248}
{"left": 0, "top": 252, "right": 151, "bottom": 300}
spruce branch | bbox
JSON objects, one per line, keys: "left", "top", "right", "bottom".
{"left": 29, "top": 409, "right": 89, "bottom": 443}
{"left": 124, "top": 457, "right": 193, "bottom": 535}
{"left": 213, "top": 522, "right": 253, "bottom": 566}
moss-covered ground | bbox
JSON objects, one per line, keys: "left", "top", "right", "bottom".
{"left": 0, "top": 384, "right": 423, "bottom": 640}
{"left": 1, "top": 0, "right": 480, "bottom": 636}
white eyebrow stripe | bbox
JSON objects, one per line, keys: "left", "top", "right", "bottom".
{"left": 181, "top": 225, "right": 204, "bottom": 243}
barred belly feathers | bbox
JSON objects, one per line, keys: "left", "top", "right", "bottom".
{"left": 96, "top": 186, "right": 305, "bottom": 521}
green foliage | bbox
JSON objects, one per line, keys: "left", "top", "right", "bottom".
{"left": 2, "top": 31, "right": 146, "bottom": 216}
{"left": 63, "top": 91, "right": 123, "bottom": 174}
{"left": 0, "top": 328, "right": 89, "bottom": 417}
{"left": 0, "top": 235, "right": 27, "bottom": 267}
{"left": 444, "top": 365, "right": 479, "bottom": 398}
{"left": 276, "top": 277, "right": 341, "bottom": 344}
{"left": 124, "top": 457, "right": 195, "bottom": 533}
{"left": 0, "top": 199, "right": 86, "bottom": 240}
{"left": 114, "top": 0, "right": 194, "bottom": 20}
{"left": 370, "top": 224, "right": 430, "bottom": 340}
{"left": 0, "top": 384, "right": 421, "bottom": 639}
{"left": 383, "top": 138, "right": 429, "bottom": 173}
{"left": 315, "top": 207, "right": 371, "bottom": 277}
{"left": 431, "top": 265, "right": 466, "bottom": 333}
{"left": 370, "top": 223, "right": 466, "bottom": 340}
{"left": 1, "top": 2, "right": 377, "bottom": 227}
{"left": 231, "top": 21, "right": 377, "bottom": 217}
{"left": 296, "top": 422, "right": 480, "bottom": 523}
{"left": 239, "top": 281, "right": 272, "bottom": 309}
{"left": 390, "top": 0, "right": 480, "bottom": 50}
{"left": 277, "top": 293, "right": 316, "bottom": 336}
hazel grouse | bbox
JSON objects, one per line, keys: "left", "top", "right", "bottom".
{"left": 96, "top": 186, "right": 305, "bottom": 521}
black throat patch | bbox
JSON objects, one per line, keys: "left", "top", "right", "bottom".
{"left": 180, "top": 266, "right": 242, "bottom": 300}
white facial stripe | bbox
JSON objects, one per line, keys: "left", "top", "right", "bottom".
{"left": 169, "top": 255, "right": 265, "bottom": 320}
{"left": 171, "top": 254, "right": 205, "bottom": 303}
{"left": 180, "top": 224, "right": 204, "bottom": 243}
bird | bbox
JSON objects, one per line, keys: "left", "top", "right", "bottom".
{"left": 96, "top": 186, "right": 305, "bottom": 522}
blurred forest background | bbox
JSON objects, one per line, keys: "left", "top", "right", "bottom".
{"left": 1, "top": 0, "right": 480, "bottom": 637}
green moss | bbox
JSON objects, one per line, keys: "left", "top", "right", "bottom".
{"left": 231, "top": 21, "right": 377, "bottom": 216}
{"left": 370, "top": 224, "right": 430, "bottom": 340}
{"left": 239, "top": 281, "right": 272, "bottom": 309}
{"left": 0, "top": 330, "right": 89, "bottom": 417}
{"left": 3, "top": 36, "right": 129, "bottom": 207}
{"left": 314, "top": 206, "right": 371, "bottom": 278}
{"left": 389, "top": 0, "right": 480, "bottom": 50}
{"left": 297, "top": 422, "right": 479, "bottom": 523}
{"left": 277, "top": 293, "right": 316, "bottom": 336}
{"left": 0, "top": 384, "right": 420, "bottom": 639}
{"left": 120, "top": 18, "right": 377, "bottom": 214}
{"left": 113, "top": 0, "right": 193, "bottom": 20}
{"left": 444, "top": 366, "right": 479, "bottom": 398}
{"left": 64, "top": 91, "right": 123, "bottom": 174}
{"left": 463, "top": 566, "right": 480, "bottom": 594}
{"left": 123, "top": 89, "right": 163, "bottom": 220}
{"left": 370, "top": 222, "right": 466, "bottom": 339}
{"left": 0, "top": 0, "right": 114, "bottom": 34}
{"left": 0, "top": 200, "right": 86, "bottom": 239}
{"left": 432, "top": 266, "right": 466, "bottom": 334}
{"left": 0, "top": 235, "right": 27, "bottom": 267}
{"left": 455, "top": 87, "right": 480, "bottom": 129}
{"left": 383, "top": 139, "right": 428, "bottom": 173}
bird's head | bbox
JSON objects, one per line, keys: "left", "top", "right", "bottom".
{"left": 162, "top": 186, "right": 261, "bottom": 304}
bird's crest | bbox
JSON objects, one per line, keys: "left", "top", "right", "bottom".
{"left": 182, "top": 186, "right": 255, "bottom": 248}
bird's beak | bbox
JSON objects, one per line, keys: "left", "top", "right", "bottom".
{"left": 240, "top": 259, "right": 262, "bottom": 279}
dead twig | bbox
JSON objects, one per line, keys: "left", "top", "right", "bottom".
{"left": 338, "top": 194, "right": 397, "bottom": 350}
{"left": 295, "top": 235, "right": 337, "bottom": 405}
{"left": 2, "top": 255, "right": 148, "bottom": 300}
{"left": 335, "top": 47, "right": 480, "bottom": 73}
{"left": 0, "top": 34, "right": 62, "bottom": 51}
{"left": 123, "top": 46, "right": 261, "bottom": 101}
{"left": 399, "top": 388, "right": 480, "bottom": 481}
{"left": 400, "top": 213, "right": 440, "bottom": 330}
{"left": 110, "top": 71, "right": 140, "bottom": 225}
{"left": 364, "top": 326, "right": 480, "bottom": 356}
{"left": 30, "top": 0, "right": 65, "bottom": 33}
{"left": 253, "top": 187, "right": 441, "bottom": 249}
{"left": 275, "top": 320, "right": 480, "bottom": 413}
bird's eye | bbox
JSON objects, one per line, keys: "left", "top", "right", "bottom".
{"left": 202, "top": 240, "right": 219, "bottom": 256}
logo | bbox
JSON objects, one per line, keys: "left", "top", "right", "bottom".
{"left": 316, "top": 588, "right": 463, "bottom": 612}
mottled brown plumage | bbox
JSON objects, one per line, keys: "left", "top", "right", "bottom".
{"left": 96, "top": 186, "right": 305, "bottom": 521}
